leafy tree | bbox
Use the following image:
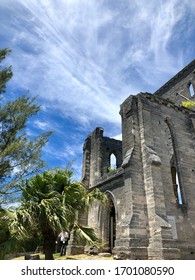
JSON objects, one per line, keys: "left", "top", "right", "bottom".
{"left": 0, "top": 96, "right": 52, "bottom": 204}
{"left": 0, "top": 49, "right": 52, "bottom": 205}
{"left": 0, "top": 49, "right": 13, "bottom": 94}
{"left": 8, "top": 168, "right": 107, "bottom": 260}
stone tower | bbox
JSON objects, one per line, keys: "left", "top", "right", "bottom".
{"left": 81, "top": 60, "right": 195, "bottom": 259}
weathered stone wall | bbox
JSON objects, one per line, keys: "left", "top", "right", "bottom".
{"left": 119, "top": 96, "right": 149, "bottom": 259}
{"left": 136, "top": 93, "right": 195, "bottom": 259}
{"left": 82, "top": 127, "right": 122, "bottom": 187}
{"left": 80, "top": 60, "right": 195, "bottom": 259}
{"left": 154, "top": 59, "right": 195, "bottom": 105}
{"left": 158, "top": 103, "right": 194, "bottom": 257}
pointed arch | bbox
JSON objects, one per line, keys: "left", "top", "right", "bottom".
{"left": 170, "top": 157, "right": 183, "bottom": 205}
{"left": 165, "top": 117, "right": 187, "bottom": 207}
{"left": 105, "top": 191, "right": 117, "bottom": 251}
{"left": 110, "top": 153, "right": 117, "bottom": 170}
{"left": 188, "top": 82, "right": 195, "bottom": 97}
{"left": 105, "top": 190, "right": 118, "bottom": 218}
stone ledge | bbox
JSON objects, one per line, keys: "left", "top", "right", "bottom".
{"left": 92, "top": 167, "right": 124, "bottom": 187}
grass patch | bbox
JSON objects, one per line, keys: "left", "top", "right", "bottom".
{"left": 11, "top": 253, "right": 113, "bottom": 260}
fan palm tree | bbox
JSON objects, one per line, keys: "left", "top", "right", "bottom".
{"left": 8, "top": 168, "right": 107, "bottom": 260}
{"left": 0, "top": 208, "right": 19, "bottom": 259}
{"left": 0, "top": 208, "right": 42, "bottom": 259}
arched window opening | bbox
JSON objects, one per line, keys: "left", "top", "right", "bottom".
{"left": 165, "top": 118, "right": 186, "bottom": 206}
{"left": 110, "top": 153, "right": 117, "bottom": 171}
{"left": 171, "top": 166, "right": 183, "bottom": 205}
{"left": 189, "top": 83, "right": 195, "bottom": 97}
{"left": 176, "top": 173, "right": 183, "bottom": 205}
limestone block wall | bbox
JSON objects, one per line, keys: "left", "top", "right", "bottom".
{"left": 82, "top": 127, "right": 122, "bottom": 188}
{"left": 81, "top": 60, "right": 195, "bottom": 259}
{"left": 138, "top": 94, "right": 195, "bottom": 258}
{"left": 89, "top": 166, "right": 148, "bottom": 257}
{"left": 155, "top": 60, "right": 195, "bottom": 106}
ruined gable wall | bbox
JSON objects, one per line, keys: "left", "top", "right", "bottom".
{"left": 82, "top": 127, "right": 123, "bottom": 188}
{"left": 154, "top": 60, "right": 195, "bottom": 106}
{"left": 101, "top": 136, "right": 122, "bottom": 176}
{"left": 80, "top": 60, "right": 195, "bottom": 259}
{"left": 138, "top": 93, "right": 195, "bottom": 258}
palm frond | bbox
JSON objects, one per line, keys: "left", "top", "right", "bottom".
{"left": 72, "top": 224, "right": 100, "bottom": 245}
{"left": 0, "top": 236, "right": 22, "bottom": 260}
{"left": 86, "top": 188, "right": 108, "bottom": 208}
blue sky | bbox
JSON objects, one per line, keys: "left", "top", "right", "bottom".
{"left": 0, "top": 0, "right": 195, "bottom": 180}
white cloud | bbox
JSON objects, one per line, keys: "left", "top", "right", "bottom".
{"left": 43, "top": 141, "right": 83, "bottom": 162}
{"left": 1, "top": 0, "right": 194, "bottom": 108}
{"left": 118, "top": 0, "right": 194, "bottom": 87}
{"left": 33, "top": 120, "right": 52, "bottom": 131}
{"left": 1, "top": 0, "right": 195, "bottom": 174}
{"left": 112, "top": 134, "right": 122, "bottom": 141}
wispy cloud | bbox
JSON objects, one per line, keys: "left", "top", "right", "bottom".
{"left": 2, "top": 0, "right": 194, "bottom": 128}
{"left": 117, "top": 0, "right": 194, "bottom": 86}
{"left": 1, "top": 0, "right": 195, "bottom": 175}
{"left": 42, "top": 140, "right": 83, "bottom": 167}
{"left": 33, "top": 120, "right": 52, "bottom": 131}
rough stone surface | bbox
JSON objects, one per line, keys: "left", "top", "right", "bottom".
{"left": 79, "top": 60, "right": 195, "bottom": 260}
{"left": 24, "top": 254, "right": 40, "bottom": 260}
{"left": 98, "top": 252, "right": 111, "bottom": 257}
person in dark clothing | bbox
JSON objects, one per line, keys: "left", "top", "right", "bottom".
{"left": 58, "top": 231, "right": 69, "bottom": 256}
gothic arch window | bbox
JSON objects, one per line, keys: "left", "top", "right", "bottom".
{"left": 170, "top": 161, "right": 183, "bottom": 205}
{"left": 165, "top": 118, "right": 186, "bottom": 206}
{"left": 110, "top": 153, "right": 117, "bottom": 170}
{"left": 188, "top": 82, "right": 195, "bottom": 97}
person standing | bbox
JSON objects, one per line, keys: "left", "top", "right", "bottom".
{"left": 58, "top": 231, "right": 69, "bottom": 256}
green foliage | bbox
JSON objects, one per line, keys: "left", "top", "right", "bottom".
{"left": 85, "top": 187, "right": 108, "bottom": 207}
{"left": 0, "top": 208, "right": 21, "bottom": 259}
{"left": 182, "top": 100, "right": 195, "bottom": 109}
{"left": 7, "top": 168, "right": 107, "bottom": 260}
{"left": 72, "top": 224, "right": 99, "bottom": 245}
{"left": 0, "top": 49, "right": 52, "bottom": 205}
{"left": 0, "top": 207, "right": 42, "bottom": 259}
{"left": 0, "top": 95, "right": 52, "bottom": 204}
{"left": 0, "top": 96, "right": 51, "bottom": 176}
{"left": 108, "top": 167, "right": 116, "bottom": 173}
{"left": 0, "top": 49, "right": 13, "bottom": 94}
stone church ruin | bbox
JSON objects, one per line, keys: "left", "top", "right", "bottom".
{"left": 70, "top": 60, "right": 195, "bottom": 259}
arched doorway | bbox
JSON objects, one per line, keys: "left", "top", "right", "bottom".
{"left": 104, "top": 194, "right": 116, "bottom": 252}
{"left": 109, "top": 199, "right": 116, "bottom": 251}
{"left": 100, "top": 192, "right": 116, "bottom": 252}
